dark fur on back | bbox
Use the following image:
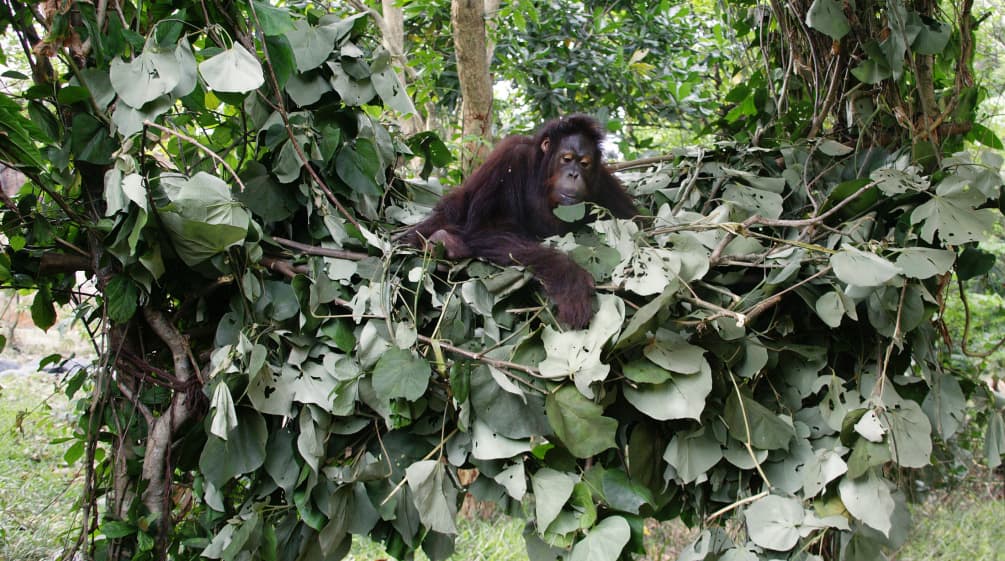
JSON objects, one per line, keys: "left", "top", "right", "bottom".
{"left": 403, "top": 114, "right": 635, "bottom": 328}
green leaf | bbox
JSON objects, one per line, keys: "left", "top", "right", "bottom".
{"left": 492, "top": 462, "right": 527, "bottom": 500}
{"left": 839, "top": 471, "right": 895, "bottom": 537}
{"left": 831, "top": 246, "right": 899, "bottom": 287}
{"left": 105, "top": 275, "right": 139, "bottom": 323}
{"left": 922, "top": 373, "right": 966, "bottom": 440}
{"left": 723, "top": 184, "right": 783, "bottom": 219}
{"left": 539, "top": 295, "right": 624, "bottom": 397}
{"left": 569, "top": 516, "right": 631, "bottom": 561}
{"left": 371, "top": 48, "right": 417, "bottom": 115}
{"left": 31, "top": 286, "right": 56, "bottom": 331}
{"left": 109, "top": 39, "right": 181, "bottom": 107}
{"left": 723, "top": 389, "right": 796, "bottom": 450}
{"left": 743, "top": 495, "right": 804, "bottom": 551}
{"left": 912, "top": 17, "right": 950, "bottom": 55}
{"left": 199, "top": 44, "right": 265, "bottom": 93}
{"left": 956, "top": 247, "right": 995, "bottom": 280}
{"left": 968, "top": 122, "right": 1004, "bottom": 149}
{"left": 893, "top": 247, "right": 954, "bottom": 279}
{"left": 336, "top": 138, "right": 383, "bottom": 195}
{"left": 883, "top": 399, "right": 932, "bottom": 468}
{"left": 545, "top": 385, "right": 618, "bottom": 458}
{"left": 531, "top": 468, "right": 579, "bottom": 531}
{"left": 112, "top": 95, "right": 173, "bottom": 138}
{"left": 599, "top": 469, "right": 653, "bottom": 514}
{"left": 805, "top": 0, "right": 850, "bottom": 40}
{"left": 329, "top": 61, "right": 377, "bottom": 105}
{"left": 372, "top": 347, "right": 430, "bottom": 401}
{"left": 249, "top": 358, "right": 348, "bottom": 416}
{"left": 209, "top": 383, "right": 239, "bottom": 439}
{"left": 406, "top": 460, "right": 458, "bottom": 534}
{"left": 199, "top": 408, "right": 268, "bottom": 486}
{"left": 172, "top": 38, "right": 198, "bottom": 98}
{"left": 911, "top": 191, "right": 1001, "bottom": 245}
{"left": 75, "top": 68, "right": 115, "bottom": 108}
{"left": 851, "top": 55, "right": 891, "bottom": 84}
{"left": 102, "top": 520, "right": 137, "bottom": 539}
{"left": 870, "top": 165, "right": 929, "bottom": 195}
{"left": 285, "top": 20, "right": 340, "bottom": 71}
{"left": 157, "top": 172, "right": 250, "bottom": 266}
{"left": 644, "top": 329, "right": 706, "bottom": 374}
{"left": 736, "top": 338, "right": 769, "bottom": 378}
{"left": 817, "top": 139, "right": 853, "bottom": 156}
{"left": 70, "top": 113, "right": 115, "bottom": 164}
{"left": 236, "top": 161, "right": 298, "bottom": 222}
{"left": 471, "top": 418, "right": 531, "bottom": 460}
{"left": 663, "top": 428, "right": 722, "bottom": 484}
{"left": 613, "top": 247, "right": 681, "bottom": 296}
{"left": 470, "top": 365, "right": 550, "bottom": 439}
{"left": 286, "top": 70, "right": 333, "bottom": 107}
{"left": 554, "top": 202, "right": 587, "bottom": 223}
{"left": 623, "top": 368, "right": 712, "bottom": 421}
{"left": 985, "top": 411, "right": 1005, "bottom": 470}
{"left": 249, "top": 0, "right": 297, "bottom": 36}
{"left": 622, "top": 359, "right": 671, "bottom": 384}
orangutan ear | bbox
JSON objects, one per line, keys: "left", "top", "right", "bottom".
{"left": 540, "top": 138, "right": 550, "bottom": 153}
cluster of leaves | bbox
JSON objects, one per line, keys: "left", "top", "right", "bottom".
{"left": 1, "top": 3, "right": 1004, "bottom": 561}
{"left": 492, "top": 0, "right": 730, "bottom": 131}
{"left": 719, "top": 0, "right": 998, "bottom": 152}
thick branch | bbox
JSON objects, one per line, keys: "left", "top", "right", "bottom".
{"left": 271, "top": 236, "right": 369, "bottom": 261}
{"left": 138, "top": 307, "right": 199, "bottom": 536}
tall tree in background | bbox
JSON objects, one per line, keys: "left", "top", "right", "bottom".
{"left": 718, "top": 0, "right": 991, "bottom": 156}
{"left": 451, "top": 0, "right": 494, "bottom": 172}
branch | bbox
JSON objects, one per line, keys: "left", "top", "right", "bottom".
{"left": 741, "top": 266, "right": 833, "bottom": 323}
{"left": 261, "top": 256, "right": 307, "bottom": 279}
{"left": 139, "top": 307, "right": 200, "bottom": 535}
{"left": 957, "top": 276, "right": 1005, "bottom": 358}
{"left": 271, "top": 236, "right": 369, "bottom": 261}
{"left": 416, "top": 334, "right": 543, "bottom": 380}
{"left": 39, "top": 253, "right": 92, "bottom": 275}
{"left": 608, "top": 154, "right": 679, "bottom": 172}
{"left": 143, "top": 121, "right": 246, "bottom": 192}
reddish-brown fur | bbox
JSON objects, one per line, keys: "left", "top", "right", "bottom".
{"left": 403, "top": 115, "right": 635, "bottom": 328}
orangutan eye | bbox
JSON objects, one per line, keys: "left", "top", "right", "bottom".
{"left": 562, "top": 154, "right": 575, "bottom": 163}
{"left": 580, "top": 158, "right": 592, "bottom": 167}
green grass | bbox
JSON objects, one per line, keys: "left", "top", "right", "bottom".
{"left": 347, "top": 515, "right": 529, "bottom": 561}
{"left": 0, "top": 370, "right": 82, "bottom": 561}
{"left": 895, "top": 484, "right": 1005, "bottom": 561}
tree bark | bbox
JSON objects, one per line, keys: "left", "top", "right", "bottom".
{"left": 380, "top": 0, "right": 423, "bottom": 135}
{"left": 140, "top": 307, "right": 198, "bottom": 554}
{"left": 451, "top": 0, "right": 494, "bottom": 174}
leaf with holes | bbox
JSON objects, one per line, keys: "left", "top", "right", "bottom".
{"left": 911, "top": 190, "right": 1001, "bottom": 245}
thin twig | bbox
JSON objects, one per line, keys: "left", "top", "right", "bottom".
{"left": 143, "top": 120, "right": 246, "bottom": 191}
{"left": 705, "top": 490, "right": 770, "bottom": 524}
{"left": 380, "top": 427, "right": 459, "bottom": 506}
{"left": 957, "top": 276, "right": 1005, "bottom": 358}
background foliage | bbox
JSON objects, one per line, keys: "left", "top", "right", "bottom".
{"left": 0, "top": 1, "right": 1003, "bottom": 561}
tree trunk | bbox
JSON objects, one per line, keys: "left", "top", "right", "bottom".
{"left": 381, "top": 0, "right": 423, "bottom": 135}
{"left": 451, "top": 0, "right": 494, "bottom": 174}
{"left": 140, "top": 307, "right": 198, "bottom": 555}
